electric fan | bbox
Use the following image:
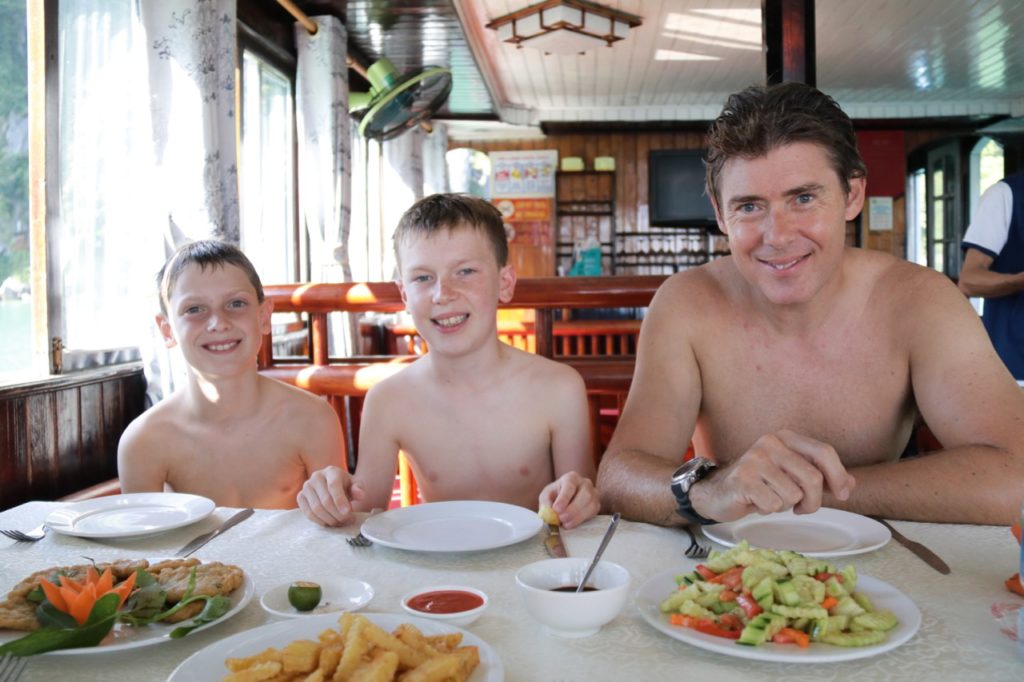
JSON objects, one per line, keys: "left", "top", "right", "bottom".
{"left": 349, "top": 58, "right": 452, "bottom": 141}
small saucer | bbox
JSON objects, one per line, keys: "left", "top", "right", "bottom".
{"left": 260, "top": 577, "right": 374, "bottom": 618}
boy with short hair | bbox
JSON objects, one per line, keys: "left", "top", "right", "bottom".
{"left": 118, "top": 239, "right": 344, "bottom": 508}
{"left": 298, "top": 193, "right": 600, "bottom": 528}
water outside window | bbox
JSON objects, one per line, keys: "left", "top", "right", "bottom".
{"left": 0, "top": 0, "right": 30, "bottom": 376}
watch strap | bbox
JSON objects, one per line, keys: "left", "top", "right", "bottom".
{"left": 674, "top": 489, "right": 718, "bottom": 525}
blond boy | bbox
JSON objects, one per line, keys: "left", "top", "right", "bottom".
{"left": 298, "top": 194, "right": 599, "bottom": 528}
{"left": 118, "top": 240, "right": 344, "bottom": 508}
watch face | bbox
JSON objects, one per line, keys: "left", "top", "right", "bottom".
{"left": 672, "top": 458, "right": 714, "bottom": 487}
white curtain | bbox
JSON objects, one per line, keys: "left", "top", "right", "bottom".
{"left": 136, "top": 0, "right": 239, "bottom": 403}
{"left": 422, "top": 122, "right": 450, "bottom": 197}
{"left": 295, "top": 15, "right": 354, "bottom": 355}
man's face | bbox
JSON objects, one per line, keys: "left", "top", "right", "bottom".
{"left": 712, "top": 142, "right": 865, "bottom": 307}
{"left": 157, "top": 262, "right": 271, "bottom": 377}
{"left": 397, "top": 225, "right": 515, "bottom": 358}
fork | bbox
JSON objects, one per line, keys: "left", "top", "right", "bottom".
{"left": 346, "top": 508, "right": 382, "bottom": 548}
{"left": 0, "top": 522, "right": 47, "bottom": 542}
{"left": 0, "top": 652, "right": 27, "bottom": 682}
{"left": 682, "top": 526, "right": 710, "bottom": 560}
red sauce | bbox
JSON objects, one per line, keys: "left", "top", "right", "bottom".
{"left": 406, "top": 590, "right": 483, "bottom": 614}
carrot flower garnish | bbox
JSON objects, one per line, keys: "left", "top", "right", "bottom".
{"left": 39, "top": 568, "right": 137, "bottom": 626}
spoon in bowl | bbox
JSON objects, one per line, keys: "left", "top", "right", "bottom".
{"left": 576, "top": 513, "right": 621, "bottom": 593}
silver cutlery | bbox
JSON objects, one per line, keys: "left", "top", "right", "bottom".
{"left": 544, "top": 522, "right": 568, "bottom": 558}
{"left": 0, "top": 522, "right": 47, "bottom": 542}
{"left": 576, "top": 513, "right": 620, "bottom": 592}
{"left": 347, "top": 508, "right": 382, "bottom": 548}
{"left": 175, "top": 508, "right": 254, "bottom": 557}
{"left": 0, "top": 652, "right": 27, "bottom": 682}
{"left": 683, "top": 526, "right": 710, "bottom": 559}
{"left": 871, "top": 516, "right": 951, "bottom": 574}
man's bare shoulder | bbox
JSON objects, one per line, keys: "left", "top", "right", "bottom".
{"left": 260, "top": 375, "right": 338, "bottom": 423}
{"left": 851, "top": 248, "right": 964, "bottom": 312}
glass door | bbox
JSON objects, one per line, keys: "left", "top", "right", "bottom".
{"left": 924, "top": 142, "right": 962, "bottom": 276}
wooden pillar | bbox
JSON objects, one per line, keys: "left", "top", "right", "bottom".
{"left": 762, "top": 0, "right": 816, "bottom": 86}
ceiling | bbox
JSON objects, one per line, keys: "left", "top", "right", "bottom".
{"left": 335, "top": 0, "right": 1024, "bottom": 137}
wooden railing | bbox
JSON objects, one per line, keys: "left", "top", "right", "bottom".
{"left": 257, "top": 276, "right": 667, "bottom": 473}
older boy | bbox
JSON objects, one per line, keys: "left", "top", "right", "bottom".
{"left": 598, "top": 82, "right": 1024, "bottom": 526}
{"left": 118, "top": 240, "right": 344, "bottom": 508}
{"left": 298, "top": 194, "right": 600, "bottom": 529}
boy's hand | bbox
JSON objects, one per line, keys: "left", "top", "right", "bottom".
{"left": 539, "top": 472, "right": 599, "bottom": 530}
{"left": 297, "top": 466, "right": 364, "bottom": 527}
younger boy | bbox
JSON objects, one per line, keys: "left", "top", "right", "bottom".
{"left": 298, "top": 194, "right": 600, "bottom": 528}
{"left": 118, "top": 240, "right": 344, "bottom": 508}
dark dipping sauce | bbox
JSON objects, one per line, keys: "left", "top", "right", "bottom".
{"left": 406, "top": 590, "right": 484, "bottom": 614}
{"left": 550, "top": 586, "right": 599, "bottom": 592}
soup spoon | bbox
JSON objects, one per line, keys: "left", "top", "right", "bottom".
{"left": 576, "top": 513, "right": 621, "bottom": 593}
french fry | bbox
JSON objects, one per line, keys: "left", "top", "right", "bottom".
{"left": 349, "top": 650, "right": 400, "bottom": 682}
{"left": 282, "top": 640, "right": 321, "bottom": 674}
{"left": 333, "top": 619, "right": 370, "bottom": 681}
{"left": 397, "top": 653, "right": 462, "bottom": 682}
{"left": 221, "top": 614, "right": 481, "bottom": 682}
{"left": 361, "top": 619, "right": 434, "bottom": 670}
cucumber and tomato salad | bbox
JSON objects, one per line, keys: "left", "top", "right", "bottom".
{"left": 659, "top": 541, "right": 899, "bottom": 648}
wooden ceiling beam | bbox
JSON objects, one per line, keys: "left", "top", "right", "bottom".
{"left": 762, "top": 0, "right": 815, "bottom": 86}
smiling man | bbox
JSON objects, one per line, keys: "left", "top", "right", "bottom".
{"left": 597, "top": 82, "right": 1024, "bottom": 526}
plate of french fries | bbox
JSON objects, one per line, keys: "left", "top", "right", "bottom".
{"left": 168, "top": 611, "right": 503, "bottom": 681}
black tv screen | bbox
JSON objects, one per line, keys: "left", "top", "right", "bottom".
{"left": 649, "top": 150, "right": 717, "bottom": 228}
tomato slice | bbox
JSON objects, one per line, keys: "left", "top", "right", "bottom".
{"left": 694, "top": 564, "right": 718, "bottom": 581}
{"left": 735, "top": 592, "right": 763, "bottom": 618}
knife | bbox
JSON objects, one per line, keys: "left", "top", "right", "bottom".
{"left": 872, "top": 516, "right": 951, "bottom": 574}
{"left": 544, "top": 523, "right": 568, "bottom": 558}
{"left": 176, "top": 508, "right": 254, "bottom": 557}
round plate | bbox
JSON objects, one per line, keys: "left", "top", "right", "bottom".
{"left": 0, "top": 568, "right": 254, "bottom": 655}
{"left": 260, "top": 577, "right": 374, "bottom": 618}
{"left": 636, "top": 568, "right": 921, "bottom": 663}
{"left": 168, "top": 612, "right": 503, "bottom": 681}
{"left": 45, "top": 493, "right": 216, "bottom": 539}
{"left": 702, "top": 508, "right": 891, "bottom": 557}
{"left": 359, "top": 501, "right": 542, "bottom": 553}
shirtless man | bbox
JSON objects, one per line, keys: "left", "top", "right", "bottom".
{"left": 598, "top": 82, "right": 1024, "bottom": 526}
{"left": 298, "top": 194, "right": 600, "bottom": 529}
{"left": 118, "top": 240, "right": 344, "bottom": 508}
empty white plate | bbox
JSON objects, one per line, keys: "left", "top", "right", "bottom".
{"left": 702, "top": 507, "right": 890, "bottom": 557}
{"left": 45, "top": 492, "right": 216, "bottom": 539}
{"left": 359, "top": 500, "right": 543, "bottom": 552}
{"left": 260, "top": 576, "right": 374, "bottom": 618}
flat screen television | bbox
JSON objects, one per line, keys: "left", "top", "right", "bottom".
{"left": 648, "top": 149, "right": 717, "bottom": 228}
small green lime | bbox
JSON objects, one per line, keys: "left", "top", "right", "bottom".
{"left": 287, "top": 581, "right": 322, "bottom": 611}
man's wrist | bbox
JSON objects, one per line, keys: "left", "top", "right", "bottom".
{"left": 670, "top": 458, "right": 718, "bottom": 525}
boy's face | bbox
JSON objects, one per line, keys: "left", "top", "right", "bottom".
{"left": 157, "top": 262, "right": 272, "bottom": 378}
{"left": 397, "top": 224, "right": 516, "bottom": 358}
{"left": 712, "top": 141, "right": 864, "bottom": 307}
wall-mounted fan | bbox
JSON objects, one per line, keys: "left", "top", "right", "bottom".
{"left": 349, "top": 57, "right": 452, "bottom": 141}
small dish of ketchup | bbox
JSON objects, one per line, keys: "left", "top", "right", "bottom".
{"left": 400, "top": 585, "right": 488, "bottom": 627}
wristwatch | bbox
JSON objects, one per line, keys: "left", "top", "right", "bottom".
{"left": 670, "top": 457, "right": 718, "bottom": 525}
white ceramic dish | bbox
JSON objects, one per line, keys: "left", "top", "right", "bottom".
{"left": 515, "top": 557, "right": 631, "bottom": 638}
{"left": 400, "top": 585, "right": 488, "bottom": 627}
{"left": 702, "top": 507, "right": 891, "bottom": 557}
{"left": 260, "top": 576, "right": 374, "bottom": 618}
{"left": 45, "top": 493, "right": 216, "bottom": 539}
{"left": 359, "top": 500, "right": 542, "bottom": 552}
{"left": 168, "top": 612, "right": 504, "bottom": 681}
{"left": 636, "top": 568, "right": 921, "bottom": 663}
{"left": 0, "top": 570, "right": 254, "bottom": 655}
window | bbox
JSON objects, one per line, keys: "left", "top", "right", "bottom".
{"left": 239, "top": 47, "right": 301, "bottom": 286}
{"left": 0, "top": 0, "right": 30, "bottom": 378}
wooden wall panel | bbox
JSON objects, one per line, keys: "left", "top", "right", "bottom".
{"left": 454, "top": 126, "right": 971, "bottom": 263}
{"left": 0, "top": 366, "right": 144, "bottom": 510}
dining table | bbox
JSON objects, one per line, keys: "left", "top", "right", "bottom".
{"left": 0, "top": 501, "right": 1021, "bottom": 681}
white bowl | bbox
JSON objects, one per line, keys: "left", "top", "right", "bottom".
{"left": 400, "top": 585, "right": 488, "bottom": 627}
{"left": 515, "top": 558, "right": 631, "bottom": 638}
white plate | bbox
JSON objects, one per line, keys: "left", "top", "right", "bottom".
{"left": 0, "top": 569, "right": 254, "bottom": 655}
{"left": 359, "top": 501, "right": 542, "bottom": 552}
{"left": 168, "top": 611, "right": 504, "bottom": 681}
{"left": 636, "top": 568, "right": 921, "bottom": 663}
{"left": 45, "top": 493, "right": 216, "bottom": 539}
{"left": 702, "top": 508, "right": 891, "bottom": 557}
{"left": 260, "top": 577, "right": 374, "bottom": 618}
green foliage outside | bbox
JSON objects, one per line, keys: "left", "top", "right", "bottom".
{"left": 0, "top": 0, "right": 29, "bottom": 287}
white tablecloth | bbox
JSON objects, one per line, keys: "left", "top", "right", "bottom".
{"left": 1, "top": 502, "right": 1021, "bottom": 681}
